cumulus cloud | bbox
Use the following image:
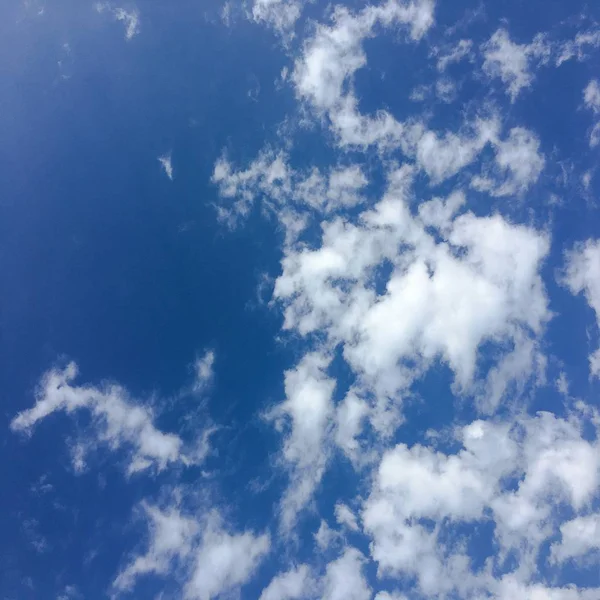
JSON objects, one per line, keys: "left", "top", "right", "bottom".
{"left": 266, "top": 352, "right": 335, "bottom": 532}
{"left": 562, "top": 239, "right": 600, "bottom": 376}
{"left": 274, "top": 170, "right": 550, "bottom": 409}
{"left": 259, "top": 564, "right": 315, "bottom": 600}
{"left": 481, "top": 29, "right": 550, "bottom": 101}
{"left": 115, "top": 503, "right": 270, "bottom": 598}
{"left": 11, "top": 363, "right": 204, "bottom": 474}
{"left": 291, "top": 0, "right": 435, "bottom": 148}
{"left": 322, "top": 547, "right": 371, "bottom": 600}
{"left": 185, "top": 513, "right": 270, "bottom": 600}
{"left": 550, "top": 513, "right": 600, "bottom": 563}
{"left": 471, "top": 127, "right": 545, "bottom": 196}
{"left": 363, "top": 409, "right": 600, "bottom": 597}
{"left": 95, "top": 3, "right": 140, "bottom": 40}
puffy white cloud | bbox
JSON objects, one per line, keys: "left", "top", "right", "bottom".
{"left": 185, "top": 512, "right": 270, "bottom": 600}
{"left": 292, "top": 0, "right": 435, "bottom": 148}
{"left": 472, "top": 127, "right": 545, "bottom": 196}
{"left": 322, "top": 547, "right": 371, "bottom": 600}
{"left": 551, "top": 513, "right": 600, "bottom": 564}
{"left": 412, "top": 115, "right": 500, "bottom": 182}
{"left": 266, "top": 353, "right": 335, "bottom": 531}
{"left": 115, "top": 504, "right": 270, "bottom": 599}
{"left": 11, "top": 363, "right": 205, "bottom": 475}
{"left": 562, "top": 239, "right": 600, "bottom": 376}
{"left": 334, "top": 390, "right": 371, "bottom": 465}
{"left": 158, "top": 152, "right": 174, "bottom": 180}
{"left": 362, "top": 409, "right": 600, "bottom": 598}
{"left": 481, "top": 29, "right": 550, "bottom": 101}
{"left": 114, "top": 503, "right": 199, "bottom": 591}
{"left": 314, "top": 519, "right": 341, "bottom": 551}
{"left": 274, "top": 170, "right": 550, "bottom": 411}
{"left": 95, "top": 3, "right": 140, "bottom": 40}
{"left": 334, "top": 503, "right": 360, "bottom": 532}
{"left": 259, "top": 564, "right": 314, "bottom": 600}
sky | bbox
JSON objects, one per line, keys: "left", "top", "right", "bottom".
{"left": 2, "top": 0, "right": 600, "bottom": 598}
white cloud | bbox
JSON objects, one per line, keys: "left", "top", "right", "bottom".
{"left": 481, "top": 29, "right": 550, "bottom": 101}
{"left": 556, "top": 29, "right": 600, "bottom": 66}
{"left": 292, "top": 0, "right": 435, "bottom": 148}
{"left": 335, "top": 503, "right": 360, "bottom": 532}
{"left": 334, "top": 390, "right": 371, "bottom": 465}
{"left": 158, "top": 152, "right": 174, "bottom": 180}
{"left": 114, "top": 503, "right": 199, "bottom": 591}
{"left": 322, "top": 547, "right": 371, "bottom": 600}
{"left": 211, "top": 151, "right": 369, "bottom": 233}
{"left": 185, "top": 512, "right": 270, "bottom": 600}
{"left": 471, "top": 127, "right": 545, "bottom": 196}
{"left": 95, "top": 3, "right": 140, "bottom": 40}
{"left": 551, "top": 513, "right": 600, "bottom": 563}
{"left": 314, "top": 519, "right": 340, "bottom": 551}
{"left": 562, "top": 239, "right": 600, "bottom": 377}
{"left": 435, "top": 39, "right": 473, "bottom": 71}
{"left": 251, "top": 0, "right": 302, "bottom": 35}
{"left": 115, "top": 504, "right": 270, "bottom": 599}
{"left": 11, "top": 363, "right": 202, "bottom": 475}
{"left": 584, "top": 80, "right": 600, "bottom": 148}
{"left": 363, "top": 409, "right": 600, "bottom": 597}
{"left": 584, "top": 80, "right": 600, "bottom": 112}
{"left": 194, "top": 350, "right": 215, "bottom": 392}
{"left": 274, "top": 170, "right": 550, "bottom": 410}
{"left": 259, "top": 564, "right": 314, "bottom": 600}
{"left": 412, "top": 115, "right": 500, "bottom": 182}
{"left": 266, "top": 352, "right": 335, "bottom": 532}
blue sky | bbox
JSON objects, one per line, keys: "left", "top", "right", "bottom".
{"left": 2, "top": 0, "right": 600, "bottom": 598}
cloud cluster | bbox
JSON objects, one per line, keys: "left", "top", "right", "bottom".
{"left": 115, "top": 503, "right": 271, "bottom": 599}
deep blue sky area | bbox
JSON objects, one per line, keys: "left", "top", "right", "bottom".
{"left": 2, "top": 1, "right": 600, "bottom": 599}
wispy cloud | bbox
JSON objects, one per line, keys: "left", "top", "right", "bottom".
{"left": 95, "top": 3, "right": 140, "bottom": 40}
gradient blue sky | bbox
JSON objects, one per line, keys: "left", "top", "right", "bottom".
{"left": 2, "top": 1, "right": 600, "bottom": 599}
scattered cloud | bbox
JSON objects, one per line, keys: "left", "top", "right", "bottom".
{"left": 115, "top": 502, "right": 270, "bottom": 598}
{"left": 251, "top": 0, "right": 302, "bottom": 35}
{"left": 434, "top": 38, "right": 473, "bottom": 71}
{"left": 551, "top": 513, "right": 600, "bottom": 563}
{"left": 471, "top": 127, "right": 545, "bottom": 196}
{"left": 481, "top": 29, "right": 550, "bottom": 101}
{"left": 158, "top": 152, "right": 174, "bottom": 180}
{"left": 193, "top": 350, "right": 215, "bottom": 392}
{"left": 95, "top": 3, "right": 140, "bottom": 40}
{"left": 259, "top": 564, "right": 315, "bottom": 600}
{"left": 363, "top": 409, "right": 600, "bottom": 597}
{"left": 584, "top": 80, "right": 600, "bottom": 147}
{"left": 266, "top": 352, "right": 335, "bottom": 532}
{"left": 11, "top": 363, "right": 207, "bottom": 475}
{"left": 562, "top": 239, "right": 600, "bottom": 377}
